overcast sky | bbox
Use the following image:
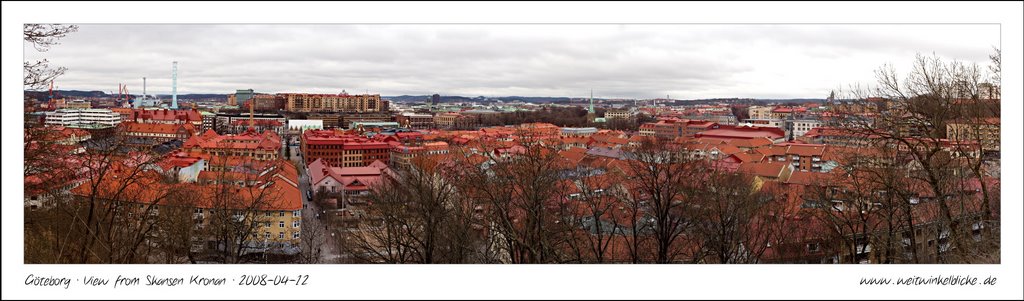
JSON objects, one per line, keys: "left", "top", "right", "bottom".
{"left": 24, "top": 24, "right": 999, "bottom": 99}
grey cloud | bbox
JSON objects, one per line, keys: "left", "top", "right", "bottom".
{"left": 24, "top": 24, "right": 999, "bottom": 99}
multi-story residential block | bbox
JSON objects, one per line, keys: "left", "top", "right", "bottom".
{"left": 124, "top": 108, "right": 205, "bottom": 132}
{"left": 770, "top": 106, "right": 809, "bottom": 119}
{"left": 389, "top": 141, "right": 450, "bottom": 169}
{"left": 395, "top": 113, "right": 435, "bottom": 129}
{"left": 946, "top": 117, "right": 1000, "bottom": 153}
{"left": 791, "top": 119, "right": 823, "bottom": 138}
{"left": 748, "top": 106, "right": 773, "bottom": 119}
{"left": 756, "top": 144, "right": 838, "bottom": 172}
{"left": 119, "top": 121, "right": 197, "bottom": 147}
{"left": 45, "top": 108, "right": 121, "bottom": 128}
{"left": 183, "top": 129, "right": 282, "bottom": 163}
{"left": 283, "top": 92, "right": 384, "bottom": 113}
{"left": 241, "top": 94, "right": 286, "bottom": 111}
{"left": 300, "top": 129, "right": 390, "bottom": 167}
{"left": 433, "top": 112, "right": 478, "bottom": 129}
{"left": 200, "top": 111, "right": 215, "bottom": 132}
{"left": 639, "top": 119, "right": 720, "bottom": 139}
{"left": 604, "top": 109, "right": 633, "bottom": 120}
{"left": 71, "top": 159, "right": 303, "bottom": 257}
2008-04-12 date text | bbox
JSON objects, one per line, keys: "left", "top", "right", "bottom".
{"left": 238, "top": 274, "right": 309, "bottom": 286}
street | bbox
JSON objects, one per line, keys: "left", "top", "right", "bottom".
{"left": 291, "top": 143, "right": 341, "bottom": 263}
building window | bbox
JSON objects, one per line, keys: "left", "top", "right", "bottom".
{"left": 807, "top": 243, "right": 820, "bottom": 253}
{"left": 264, "top": 232, "right": 270, "bottom": 239}
{"left": 279, "top": 232, "right": 284, "bottom": 239}
{"left": 293, "top": 221, "right": 300, "bottom": 228}
{"left": 293, "top": 232, "right": 300, "bottom": 239}
{"left": 279, "top": 211, "right": 285, "bottom": 217}
{"left": 293, "top": 210, "right": 300, "bottom": 217}
{"left": 279, "top": 221, "right": 285, "bottom": 228}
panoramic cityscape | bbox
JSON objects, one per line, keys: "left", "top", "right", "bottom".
{"left": 22, "top": 24, "right": 1001, "bottom": 265}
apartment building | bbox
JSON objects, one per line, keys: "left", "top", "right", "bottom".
{"left": 45, "top": 109, "right": 121, "bottom": 128}
{"left": 395, "top": 113, "right": 436, "bottom": 129}
{"left": 183, "top": 129, "right": 282, "bottom": 162}
{"left": 604, "top": 109, "right": 633, "bottom": 120}
{"left": 947, "top": 117, "right": 1000, "bottom": 153}
{"left": 639, "top": 119, "right": 720, "bottom": 139}
{"left": 300, "top": 129, "right": 390, "bottom": 167}
{"left": 283, "top": 92, "right": 384, "bottom": 113}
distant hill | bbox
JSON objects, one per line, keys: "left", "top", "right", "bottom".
{"left": 26, "top": 90, "right": 820, "bottom": 106}
{"left": 23, "top": 90, "right": 227, "bottom": 102}
{"left": 385, "top": 95, "right": 577, "bottom": 104}
{"left": 24, "top": 90, "right": 108, "bottom": 100}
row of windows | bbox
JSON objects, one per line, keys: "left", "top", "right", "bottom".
{"left": 262, "top": 210, "right": 301, "bottom": 217}
{"left": 260, "top": 231, "right": 300, "bottom": 239}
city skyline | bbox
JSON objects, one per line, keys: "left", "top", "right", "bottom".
{"left": 24, "top": 24, "right": 998, "bottom": 99}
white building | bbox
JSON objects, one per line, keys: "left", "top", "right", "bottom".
{"left": 791, "top": 120, "right": 822, "bottom": 138}
{"left": 741, "top": 118, "right": 785, "bottom": 129}
{"left": 605, "top": 110, "right": 634, "bottom": 120}
{"left": 561, "top": 127, "right": 598, "bottom": 137}
{"left": 45, "top": 109, "right": 121, "bottom": 128}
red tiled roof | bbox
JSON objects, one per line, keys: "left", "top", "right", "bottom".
{"left": 732, "top": 152, "right": 766, "bottom": 163}
{"left": 185, "top": 129, "right": 281, "bottom": 151}
{"left": 121, "top": 121, "right": 196, "bottom": 135}
{"left": 696, "top": 125, "right": 785, "bottom": 140}
{"left": 738, "top": 162, "right": 791, "bottom": 178}
{"left": 133, "top": 108, "right": 201, "bottom": 123}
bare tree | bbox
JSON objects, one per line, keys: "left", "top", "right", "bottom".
{"left": 829, "top": 52, "right": 997, "bottom": 263}
{"left": 621, "top": 137, "right": 700, "bottom": 263}
{"left": 459, "top": 133, "right": 574, "bottom": 263}
{"left": 297, "top": 216, "right": 326, "bottom": 263}
{"left": 24, "top": 24, "right": 78, "bottom": 90}
{"left": 691, "top": 169, "right": 774, "bottom": 263}
{"left": 151, "top": 186, "right": 200, "bottom": 264}
{"left": 559, "top": 166, "right": 625, "bottom": 263}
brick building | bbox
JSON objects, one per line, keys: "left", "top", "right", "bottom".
{"left": 283, "top": 92, "right": 385, "bottom": 113}
{"left": 300, "top": 129, "right": 390, "bottom": 167}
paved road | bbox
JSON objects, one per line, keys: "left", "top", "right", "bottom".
{"left": 292, "top": 144, "right": 341, "bottom": 263}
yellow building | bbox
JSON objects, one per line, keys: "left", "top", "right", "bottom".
{"left": 947, "top": 117, "right": 1000, "bottom": 152}
{"left": 72, "top": 159, "right": 304, "bottom": 259}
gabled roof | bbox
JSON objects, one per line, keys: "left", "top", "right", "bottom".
{"left": 121, "top": 122, "right": 195, "bottom": 135}
{"left": 738, "top": 162, "right": 791, "bottom": 179}
{"left": 731, "top": 152, "right": 765, "bottom": 163}
{"left": 728, "top": 137, "right": 774, "bottom": 148}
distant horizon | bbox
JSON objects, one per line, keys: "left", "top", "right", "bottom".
{"left": 23, "top": 24, "right": 999, "bottom": 99}
{"left": 25, "top": 88, "right": 832, "bottom": 101}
